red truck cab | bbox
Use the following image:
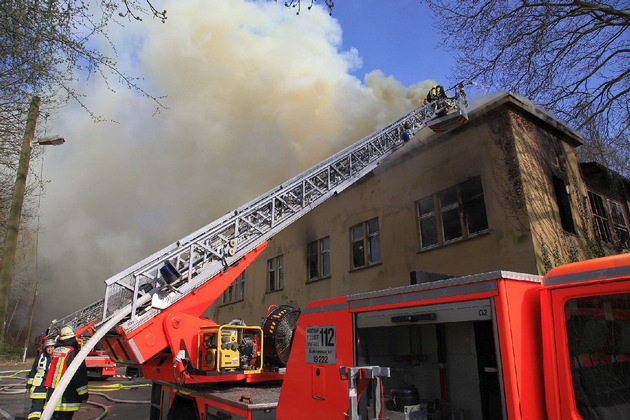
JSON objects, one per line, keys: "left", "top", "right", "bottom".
{"left": 540, "top": 254, "right": 630, "bottom": 419}
{"left": 277, "top": 254, "right": 630, "bottom": 419}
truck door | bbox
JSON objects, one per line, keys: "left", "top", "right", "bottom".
{"left": 548, "top": 284, "right": 630, "bottom": 419}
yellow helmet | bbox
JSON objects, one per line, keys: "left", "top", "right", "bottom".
{"left": 59, "top": 326, "right": 75, "bottom": 340}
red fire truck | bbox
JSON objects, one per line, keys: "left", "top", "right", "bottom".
{"left": 84, "top": 344, "right": 117, "bottom": 380}
{"left": 140, "top": 253, "right": 629, "bottom": 420}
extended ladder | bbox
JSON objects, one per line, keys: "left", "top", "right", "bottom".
{"left": 48, "top": 83, "right": 469, "bottom": 338}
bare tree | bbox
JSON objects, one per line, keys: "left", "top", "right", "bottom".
{"left": 423, "top": 0, "right": 629, "bottom": 175}
{"left": 277, "top": 0, "right": 335, "bottom": 15}
{"left": 577, "top": 103, "right": 629, "bottom": 173}
{"left": 0, "top": 0, "right": 166, "bottom": 344}
{"left": 0, "top": 0, "right": 168, "bottom": 179}
{"left": 1, "top": 0, "right": 167, "bottom": 123}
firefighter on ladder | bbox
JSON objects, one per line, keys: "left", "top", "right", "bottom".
{"left": 426, "top": 84, "right": 449, "bottom": 117}
{"left": 26, "top": 338, "right": 55, "bottom": 419}
{"left": 42, "top": 326, "right": 89, "bottom": 419}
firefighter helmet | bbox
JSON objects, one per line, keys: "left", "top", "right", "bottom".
{"left": 59, "top": 326, "right": 75, "bottom": 340}
{"left": 44, "top": 339, "right": 56, "bottom": 347}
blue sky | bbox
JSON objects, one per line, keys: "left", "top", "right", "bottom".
{"left": 332, "top": 0, "right": 456, "bottom": 87}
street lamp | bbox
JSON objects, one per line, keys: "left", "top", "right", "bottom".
{"left": 22, "top": 135, "right": 65, "bottom": 360}
{"left": 37, "top": 135, "right": 65, "bottom": 146}
{"left": 0, "top": 96, "right": 64, "bottom": 344}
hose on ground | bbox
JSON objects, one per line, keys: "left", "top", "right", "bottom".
{"left": 90, "top": 391, "right": 150, "bottom": 405}
{"left": 0, "top": 370, "right": 29, "bottom": 378}
{"left": 89, "top": 382, "right": 151, "bottom": 392}
{"left": 84, "top": 399, "right": 109, "bottom": 420}
{"left": 0, "top": 369, "right": 28, "bottom": 395}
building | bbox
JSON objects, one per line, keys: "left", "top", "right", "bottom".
{"left": 580, "top": 162, "right": 630, "bottom": 254}
{"left": 211, "top": 92, "right": 630, "bottom": 324}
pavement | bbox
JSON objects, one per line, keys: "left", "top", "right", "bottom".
{"left": 0, "top": 362, "right": 152, "bottom": 420}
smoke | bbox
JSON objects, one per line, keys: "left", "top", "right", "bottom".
{"left": 35, "top": 0, "right": 434, "bottom": 328}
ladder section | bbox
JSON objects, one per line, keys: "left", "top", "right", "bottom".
{"left": 49, "top": 83, "right": 469, "bottom": 337}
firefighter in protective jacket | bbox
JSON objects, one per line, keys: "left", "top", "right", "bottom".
{"left": 26, "top": 338, "right": 55, "bottom": 419}
{"left": 426, "top": 84, "right": 449, "bottom": 117}
{"left": 43, "top": 326, "right": 88, "bottom": 419}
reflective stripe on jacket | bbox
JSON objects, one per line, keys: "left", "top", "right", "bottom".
{"left": 43, "top": 342, "right": 89, "bottom": 412}
{"left": 27, "top": 352, "right": 51, "bottom": 399}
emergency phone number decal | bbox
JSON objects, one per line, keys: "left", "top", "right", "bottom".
{"left": 306, "top": 325, "right": 336, "bottom": 364}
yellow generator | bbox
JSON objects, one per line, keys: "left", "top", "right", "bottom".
{"left": 198, "top": 324, "right": 263, "bottom": 373}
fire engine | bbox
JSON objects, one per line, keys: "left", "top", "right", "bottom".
{"left": 84, "top": 344, "right": 117, "bottom": 380}
{"left": 151, "top": 253, "right": 630, "bottom": 420}
{"left": 41, "top": 84, "right": 630, "bottom": 419}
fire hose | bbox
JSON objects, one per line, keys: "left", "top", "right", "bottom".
{"left": 41, "top": 295, "right": 148, "bottom": 420}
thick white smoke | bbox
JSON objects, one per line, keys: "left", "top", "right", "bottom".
{"left": 36, "top": 0, "right": 435, "bottom": 328}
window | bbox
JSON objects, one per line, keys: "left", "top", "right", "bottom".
{"left": 307, "top": 236, "right": 330, "bottom": 282}
{"left": 552, "top": 176, "right": 576, "bottom": 233}
{"left": 439, "top": 187, "right": 462, "bottom": 242}
{"left": 267, "top": 255, "right": 284, "bottom": 292}
{"left": 351, "top": 218, "right": 380, "bottom": 270}
{"left": 417, "top": 176, "right": 488, "bottom": 250}
{"left": 418, "top": 197, "right": 437, "bottom": 248}
{"left": 588, "top": 191, "right": 613, "bottom": 243}
{"left": 222, "top": 272, "right": 245, "bottom": 305}
{"left": 461, "top": 176, "right": 489, "bottom": 235}
{"left": 565, "top": 293, "right": 630, "bottom": 419}
{"left": 588, "top": 191, "right": 629, "bottom": 246}
{"left": 609, "top": 200, "right": 629, "bottom": 246}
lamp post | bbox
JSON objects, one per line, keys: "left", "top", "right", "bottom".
{"left": 22, "top": 135, "right": 64, "bottom": 360}
{"left": 0, "top": 96, "right": 64, "bottom": 344}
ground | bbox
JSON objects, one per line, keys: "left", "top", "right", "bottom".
{"left": 0, "top": 361, "right": 152, "bottom": 420}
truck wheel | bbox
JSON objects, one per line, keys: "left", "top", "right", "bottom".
{"left": 125, "top": 366, "right": 142, "bottom": 378}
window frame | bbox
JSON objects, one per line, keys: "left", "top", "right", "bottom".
{"left": 608, "top": 199, "right": 629, "bottom": 245}
{"left": 587, "top": 190, "right": 630, "bottom": 246}
{"left": 306, "top": 236, "right": 332, "bottom": 283}
{"left": 221, "top": 272, "right": 245, "bottom": 305}
{"left": 307, "top": 236, "right": 331, "bottom": 282}
{"left": 552, "top": 175, "right": 576, "bottom": 234}
{"left": 267, "top": 255, "right": 284, "bottom": 293}
{"left": 588, "top": 191, "right": 613, "bottom": 243}
{"left": 417, "top": 176, "right": 489, "bottom": 251}
{"left": 350, "top": 218, "right": 381, "bottom": 270}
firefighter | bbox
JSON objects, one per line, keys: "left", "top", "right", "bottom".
{"left": 401, "top": 121, "right": 412, "bottom": 142}
{"left": 26, "top": 338, "right": 55, "bottom": 419}
{"left": 426, "top": 84, "right": 449, "bottom": 117}
{"left": 34, "top": 332, "right": 47, "bottom": 353}
{"left": 43, "top": 326, "right": 88, "bottom": 419}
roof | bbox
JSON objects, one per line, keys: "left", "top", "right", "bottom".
{"left": 375, "top": 91, "right": 584, "bottom": 176}
{"left": 580, "top": 161, "right": 630, "bottom": 192}
{"left": 464, "top": 92, "right": 584, "bottom": 147}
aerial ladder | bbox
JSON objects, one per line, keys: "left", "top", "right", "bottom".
{"left": 42, "top": 82, "right": 470, "bottom": 419}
